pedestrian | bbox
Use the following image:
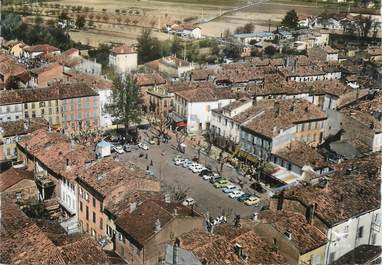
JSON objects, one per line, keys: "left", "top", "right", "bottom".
{"left": 150, "top": 160, "right": 153, "bottom": 166}
{"left": 145, "top": 153, "right": 148, "bottom": 159}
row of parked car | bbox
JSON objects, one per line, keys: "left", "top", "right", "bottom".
{"left": 112, "top": 142, "right": 150, "bottom": 154}
{"left": 173, "top": 155, "right": 261, "bottom": 207}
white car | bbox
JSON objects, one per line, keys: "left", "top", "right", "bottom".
{"left": 229, "top": 190, "right": 245, "bottom": 198}
{"left": 174, "top": 158, "right": 185, "bottom": 166}
{"left": 202, "top": 174, "right": 212, "bottom": 180}
{"left": 191, "top": 165, "right": 205, "bottom": 173}
{"left": 182, "top": 197, "right": 195, "bottom": 207}
{"left": 138, "top": 143, "right": 149, "bottom": 150}
{"left": 222, "top": 185, "right": 239, "bottom": 193}
{"left": 113, "top": 145, "right": 124, "bottom": 154}
{"left": 182, "top": 159, "right": 193, "bottom": 168}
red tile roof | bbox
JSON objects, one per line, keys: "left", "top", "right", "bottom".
{"left": 0, "top": 118, "right": 49, "bottom": 137}
{"left": 284, "top": 154, "right": 381, "bottom": 227}
{"left": 0, "top": 167, "right": 34, "bottom": 192}
{"left": 111, "top": 44, "right": 136, "bottom": 54}
{"left": 23, "top": 44, "right": 60, "bottom": 54}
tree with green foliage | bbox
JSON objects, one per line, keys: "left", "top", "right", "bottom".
{"left": 34, "top": 16, "right": 43, "bottom": 25}
{"left": 223, "top": 44, "right": 241, "bottom": 60}
{"left": 171, "top": 36, "right": 183, "bottom": 57}
{"left": 281, "top": 9, "right": 298, "bottom": 29}
{"left": 105, "top": 75, "right": 143, "bottom": 141}
{"left": 137, "top": 29, "right": 163, "bottom": 64}
{"left": 264, "top": 45, "right": 277, "bottom": 56}
{"left": 88, "top": 44, "right": 111, "bottom": 68}
{"left": 75, "top": 15, "right": 86, "bottom": 29}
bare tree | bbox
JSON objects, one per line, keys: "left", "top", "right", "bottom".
{"left": 147, "top": 112, "right": 170, "bottom": 145}
{"left": 175, "top": 130, "right": 187, "bottom": 153}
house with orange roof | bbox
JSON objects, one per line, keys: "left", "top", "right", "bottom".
{"left": 109, "top": 44, "right": 137, "bottom": 73}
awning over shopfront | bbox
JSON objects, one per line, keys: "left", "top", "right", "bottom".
{"left": 236, "top": 150, "right": 257, "bottom": 163}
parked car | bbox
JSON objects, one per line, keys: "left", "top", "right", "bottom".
{"left": 173, "top": 155, "right": 183, "bottom": 161}
{"left": 213, "top": 179, "right": 230, "bottom": 188}
{"left": 202, "top": 174, "right": 212, "bottom": 180}
{"left": 149, "top": 139, "right": 156, "bottom": 145}
{"left": 229, "top": 190, "right": 245, "bottom": 198}
{"left": 244, "top": 196, "right": 261, "bottom": 206}
{"left": 209, "top": 175, "right": 223, "bottom": 184}
{"left": 174, "top": 158, "right": 185, "bottom": 166}
{"left": 182, "top": 159, "right": 193, "bottom": 168}
{"left": 138, "top": 143, "right": 149, "bottom": 150}
{"left": 237, "top": 194, "right": 251, "bottom": 202}
{"left": 182, "top": 197, "right": 195, "bottom": 207}
{"left": 146, "top": 170, "right": 155, "bottom": 177}
{"left": 222, "top": 185, "right": 239, "bottom": 193}
{"left": 199, "top": 169, "right": 212, "bottom": 177}
{"left": 113, "top": 145, "right": 124, "bottom": 154}
{"left": 191, "top": 164, "right": 205, "bottom": 173}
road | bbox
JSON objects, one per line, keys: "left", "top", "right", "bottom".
{"left": 118, "top": 136, "right": 258, "bottom": 220}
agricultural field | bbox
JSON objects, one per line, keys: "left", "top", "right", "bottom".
{"left": 4, "top": 0, "right": 330, "bottom": 46}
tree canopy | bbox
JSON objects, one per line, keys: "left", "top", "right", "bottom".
{"left": 137, "top": 29, "right": 163, "bottom": 64}
{"left": 281, "top": 9, "right": 298, "bottom": 29}
{"left": 105, "top": 75, "right": 143, "bottom": 141}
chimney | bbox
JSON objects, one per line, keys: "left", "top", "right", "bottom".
{"left": 174, "top": 208, "right": 178, "bottom": 216}
{"left": 173, "top": 239, "right": 179, "bottom": 265}
{"left": 154, "top": 219, "right": 161, "bottom": 232}
{"left": 234, "top": 243, "right": 243, "bottom": 257}
{"left": 273, "top": 101, "right": 280, "bottom": 117}
{"left": 23, "top": 120, "right": 29, "bottom": 131}
{"left": 129, "top": 202, "right": 137, "bottom": 213}
{"left": 252, "top": 212, "right": 258, "bottom": 221}
{"left": 277, "top": 190, "right": 284, "bottom": 210}
{"left": 273, "top": 126, "right": 278, "bottom": 135}
{"left": 164, "top": 193, "right": 171, "bottom": 203}
{"left": 305, "top": 203, "right": 316, "bottom": 224}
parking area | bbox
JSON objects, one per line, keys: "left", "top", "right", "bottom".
{"left": 115, "top": 130, "right": 268, "bottom": 220}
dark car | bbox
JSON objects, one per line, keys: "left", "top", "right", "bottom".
{"left": 237, "top": 194, "right": 251, "bottom": 202}
{"left": 199, "top": 169, "right": 212, "bottom": 177}
{"left": 209, "top": 176, "right": 223, "bottom": 184}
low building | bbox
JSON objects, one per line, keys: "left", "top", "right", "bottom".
{"left": 145, "top": 56, "right": 195, "bottom": 80}
{"left": 0, "top": 166, "right": 38, "bottom": 203}
{"left": 0, "top": 118, "right": 48, "bottom": 161}
{"left": 109, "top": 44, "right": 137, "bottom": 73}
{"left": 96, "top": 140, "right": 112, "bottom": 158}
{"left": 114, "top": 200, "right": 203, "bottom": 265}
{"left": 178, "top": 223, "right": 288, "bottom": 265}
{"left": 256, "top": 210, "right": 328, "bottom": 265}
{"left": 75, "top": 158, "right": 161, "bottom": 242}
{"left": 0, "top": 197, "right": 110, "bottom": 264}
{"left": 240, "top": 99, "right": 326, "bottom": 160}
{"left": 173, "top": 83, "right": 236, "bottom": 133}
{"left": 0, "top": 90, "right": 23, "bottom": 122}
{"left": 0, "top": 53, "right": 30, "bottom": 89}
{"left": 22, "top": 44, "right": 61, "bottom": 58}
{"left": 29, "top": 63, "right": 64, "bottom": 88}
{"left": 234, "top": 32, "right": 275, "bottom": 45}
{"left": 271, "top": 154, "right": 382, "bottom": 265}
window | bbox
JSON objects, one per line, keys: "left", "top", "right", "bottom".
{"left": 85, "top": 206, "right": 89, "bottom": 220}
{"left": 92, "top": 212, "right": 96, "bottom": 223}
{"left": 357, "top": 226, "right": 364, "bottom": 239}
{"left": 92, "top": 197, "right": 96, "bottom": 207}
{"left": 24, "top": 103, "right": 28, "bottom": 109}
{"left": 344, "top": 225, "right": 349, "bottom": 233}
{"left": 79, "top": 201, "right": 83, "bottom": 212}
{"left": 371, "top": 233, "right": 377, "bottom": 245}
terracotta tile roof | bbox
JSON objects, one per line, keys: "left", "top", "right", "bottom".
{"left": 241, "top": 99, "right": 326, "bottom": 139}
{"left": 215, "top": 64, "right": 265, "bottom": 84}
{"left": 115, "top": 200, "right": 198, "bottom": 245}
{"left": 284, "top": 153, "right": 381, "bottom": 227}
{"left": 30, "top": 62, "right": 63, "bottom": 75}
{"left": 23, "top": 44, "right": 60, "bottom": 54}
{"left": 0, "top": 83, "right": 98, "bottom": 105}
{"left": 0, "top": 58, "right": 28, "bottom": 78}
{"left": 59, "top": 236, "right": 109, "bottom": 264}
{"left": 0, "top": 118, "right": 49, "bottom": 137}
{"left": 135, "top": 73, "right": 166, "bottom": 87}
{"left": 258, "top": 210, "right": 327, "bottom": 254}
{"left": 221, "top": 97, "right": 252, "bottom": 112}
{"left": 111, "top": 44, "right": 136, "bottom": 55}
{"left": 339, "top": 94, "right": 382, "bottom": 133}
{"left": 18, "top": 129, "right": 95, "bottom": 181}
{"left": 179, "top": 223, "right": 288, "bottom": 265}
{"left": 1, "top": 198, "right": 109, "bottom": 265}
{"left": 65, "top": 71, "right": 113, "bottom": 90}
{"left": 274, "top": 141, "right": 329, "bottom": 169}
{"left": 75, "top": 157, "right": 160, "bottom": 198}
{"left": 62, "top": 48, "right": 79, "bottom": 57}
{"left": 249, "top": 80, "right": 350, "bottom": 98}
{"left": 336, "top": 89, "right": 369, "bottom": 109}
{"left": 279, "top": 66, "right": 325, "bottom": 78}
{"left": 145, "top": 59, "right": 161, "bottom": 71}
{"left": 0, "top": 167, "right": 34, "bottom": 192}
{"left": 175, "top": 84, "right": 236, "bottom": 102}
{"left": 191, "top": 69, "right": 212, "bottom": 81}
